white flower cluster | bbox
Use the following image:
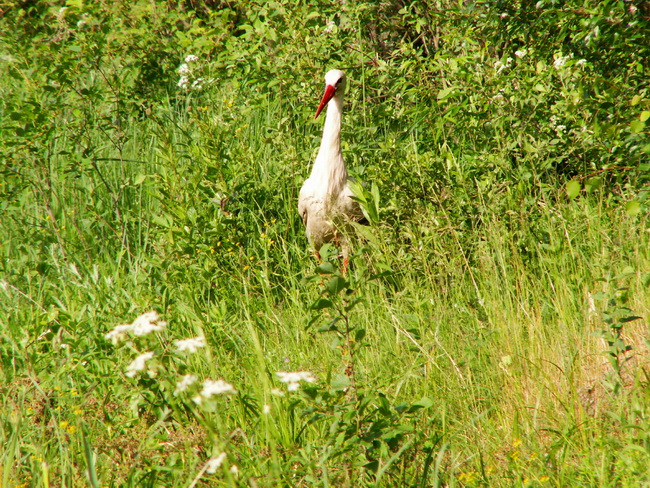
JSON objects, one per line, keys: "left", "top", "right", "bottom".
{"left": 552, "top": 53, "right": 587, "bottom": 71}
{"left": 125, "top": 351, "right": 154, "bottom": 378}
{"left": 494, "top": 57, "right": 513, "bottom": 74}
{"left": 553, "top": 53, "right": 571, "bottom": 70}
{"left": 550, "top": 115, "right": 567, "bottom": 136}
{"left": 177, "top": 54, "right": 211, "bottom": 91}
{"left": 178, "top": 54, "right": 198, "bottom": 90}
{"left": 276, "top": 371, "right": 317, "bottom": 391}
{"left": 206, "top": 452, "right": 227, "bottom": 473}
{"left": 174, "top": 374, "right": 198, "bottom": 395}
{"left": 175, "top": 336, "right": 206, "bottom": 353}
{"left": 105, "top": 311, "right": 166, "bottom": 344}
{"left": 192, "top": 379, "right": 236, "bottom": 404}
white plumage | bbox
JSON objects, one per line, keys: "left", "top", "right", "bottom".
{"left": 298, "top": 69, "right": 363, "bottom": 259}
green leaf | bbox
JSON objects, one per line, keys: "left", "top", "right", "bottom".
{"left": 412, "top": 397, "right": 434, "bottom": 409}
{"left": 585, "top": 177, "right": 601, "bottom": 194}
{"left": 566, "top": 180, "right": 581, "bottom": 199}
{"left": 330, "top": 374, "right": 350, "bottom": 392}
{"left": 620, "top": 315, "right": 642, "bottom": 323}
{"left": 152, "top": 213, "right": 173, "bottom": 228}
{"left": 82, "top": 428, "right": 100, "bottom": 488}
{"left": 625, "top": 200, "right": 641, "bottom": 216}
{"left": 354, "top": 328, "right": 366, "bottom": 342}
{"left": 436, "top": 86, "right": 455, "bottom": 101}
{"left": 311, "top": 298, "right": 333, "bottom": 310}
{"left": 631, "top": 94, "right": 642, "bottom": 106}
{"left": 326, "top": 276, "right": 348, "bottom": 296}
{"left": 640, "top": 111, "right": 650, "bottom": 123}
{"left": 317, "top": 262, "right": 336, "bottom": 274}
{"left": 630, "top": 119, "right": 645, "bottom": 133}
{"left": 318, "top": 317, "right": 342, "bottom": 332}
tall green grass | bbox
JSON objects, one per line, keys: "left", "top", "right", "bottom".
{"left": 1, "top": 1, "right": 649, "bottom": 486}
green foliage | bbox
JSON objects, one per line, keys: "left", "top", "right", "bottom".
{"left": 1, "top": 0, "right": 649, "bottom": 486}
{"left": 593, "top": 267, "right": 643, "bottom": 394}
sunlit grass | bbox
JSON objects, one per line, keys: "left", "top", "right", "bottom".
{"left": 2, "top": 90, "right": 649, "bottom": 484}
{"left": 1, "top": 3, "right": 649, "bottom": 486}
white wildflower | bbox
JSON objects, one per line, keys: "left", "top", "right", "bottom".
{"left": 105, "top": 323, "right": 132, "bottom": 344}
{"left": 499, "top": 12, "right": 508, "bottom": 18}
{"left": 515, "top": 49, "right": 527, "bottom": 58}
{"left": 177, "top": 75, "right": 189, "bottom": 90}
{"left": 494, "top": 57, "right": 513, "bottom": 74}
{"left": 276, "top": 371, "right": 316, "bottom": 391}
{"left": 174, "top": 374, "right": 198, "bottom": 394}
{"left": 230, "top": 465, "right": 239, "bottom": 475}
{"left": 131, "top": 311, "right": 167, "bottom": 336}
{"left": 105, "top": 311, "right": 166, "bottom": 343}
{"left": 324, "top": 20, "right": 336, "bottom": 33}
{"left": 553, "top": 54, "right": 571, "bottom": 70}
{"left": 185, "top": 54, "right": 199, "bottom": 63}
{"left": 263, "top": 404, "right": 271, "bottom": 414}
{"left": 125, "top": 351, "right": 154, "bottom": 378}
{"left": 270, "top": 388, "right": 285, "bottom": 396}
{"left": 576, "top": 59, "right": 587, "bottom": 66}
{"left": 191, "top": 77, "right": 205, "bottom": 90}
{"left": 178, "top": 63, "right": 191, "bottom": 76}
{"left": 175, "top": 336, "right": 206, "bottom": 353}
{"left": 205, "top": 452, "right": 227, "bottom": 474}
{"left": 192, "top": 379, "right": 236, "bottom": 403}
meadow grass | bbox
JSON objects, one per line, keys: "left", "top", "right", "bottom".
{"left": 2, "top": 2, "right": 650, "bottom": 487}
{"left": 2, "top": 83, "right": 648, "bottom": 486}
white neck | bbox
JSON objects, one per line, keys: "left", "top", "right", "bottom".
{"left": 311, "top": 92, "right": 348, "bottom": 199}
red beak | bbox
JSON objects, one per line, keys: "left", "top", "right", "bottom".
{"left": 314, "top": 84, "right": 336, "bottom": 119}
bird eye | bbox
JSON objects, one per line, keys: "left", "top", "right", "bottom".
{"left": 335, "top": 78, "right": 343, "bottom": 85}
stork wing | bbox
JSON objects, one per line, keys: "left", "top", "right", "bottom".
{"left": 298, "top": 180, "right": 312, "bottom": 227}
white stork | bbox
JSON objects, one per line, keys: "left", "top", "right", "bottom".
{"left": 298, "top": 69, "right": 364, "bottom": 265}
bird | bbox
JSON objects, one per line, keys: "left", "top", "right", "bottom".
{"left": 298, "top": 69, "right": 364, "bottom": 267}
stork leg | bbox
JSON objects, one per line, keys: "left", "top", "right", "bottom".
{"left": 332, "top": 229, "right": 350, "bottom": 276}
{"left": 341, "top": 242, "right": 350, "bottom": 276}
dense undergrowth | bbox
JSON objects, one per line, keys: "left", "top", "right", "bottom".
{"left": 1, "top": 1, "right": 649, "bottom": 486}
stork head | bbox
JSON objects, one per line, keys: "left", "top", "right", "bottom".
{"left": 315, "top": 69, "right": 346, "bottom": 119}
